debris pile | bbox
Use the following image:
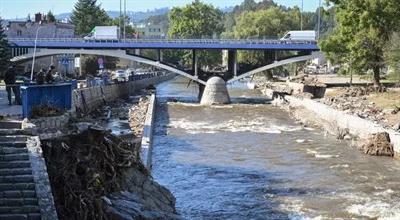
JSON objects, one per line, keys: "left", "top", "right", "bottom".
{"left": 42, "top": 127, "right": 178, "bottom": 220}
{"left": 31, "top": 105, "right": 63, "bottom": 118}
{"left": 290, "top": 74, "right": 325, "bottom": 86}
{"left": 129, "top": 97, "right": 150, "bottom": 136}
{"left": 359, "top": 132, "right": 394, "bottom": 157}
{"left": 320, "top": 87, "right": 388, "bottom": 124}
{"left": 322, "top": 96, "right": 385, "bottom": 121}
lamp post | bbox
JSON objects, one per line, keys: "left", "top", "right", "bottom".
{"left": 30, "top": 22, "right": 42, "bottom": 82}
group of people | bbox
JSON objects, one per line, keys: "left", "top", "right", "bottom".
{"left": 36, "top": 65, "right": 56, "bottom": 85}
{"left": 3, "top": 65, "right": 56, "bottom": 106}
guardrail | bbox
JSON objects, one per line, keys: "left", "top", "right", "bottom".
{"left": 7, "top": 38, "right": 318, "bottom": 45}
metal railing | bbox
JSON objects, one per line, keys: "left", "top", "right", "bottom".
{"left": 7, "top": 37, "right": 318, "bottom": 45}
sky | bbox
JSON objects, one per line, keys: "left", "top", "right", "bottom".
{"left": 0, "top": 0, "right": 321, "bottom": 19}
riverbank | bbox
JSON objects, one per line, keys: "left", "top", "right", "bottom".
{"left": 260, "top": 85, "right": 400, "bottom": 157}
{"left": 38, "top": 91, "right": 179, "bottom": 220}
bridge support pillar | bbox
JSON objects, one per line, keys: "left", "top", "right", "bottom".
{"left": 200, "top": 77, "right": 230, "bottom": 105}
{"left": 227, "top": 50, "right": 237, "bottom": 77}
{"left": 135, "top": 49, "right": 141, "bottom": 56}
{"left": 192, "top": 49, "right": 198, "bottom": 77}
{"left": 157, "top": 49, "right": 163, "bottom": 62}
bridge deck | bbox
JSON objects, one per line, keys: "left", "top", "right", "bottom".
{"left": 8, "top": 38, "right": 320, "bottom": 51}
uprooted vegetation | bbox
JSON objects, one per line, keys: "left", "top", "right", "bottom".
{"left": 42, "top": 128, "right": 146, "bottom": 220}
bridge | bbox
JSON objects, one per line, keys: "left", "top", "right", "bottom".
{"left": 8, "top": 38, "right": 322, "bottom": 85}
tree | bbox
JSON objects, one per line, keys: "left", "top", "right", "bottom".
{"left": 385, "top": 33, "right": 400, "bottom": 82}
{"left": 47, "top": 11, "right": 56, "bottom": 23}
{"left": 0, "top": 18, "right": 11, "bottom": 77}
{"left": 71, "top": 0, "right": 111, "bottom": 35}
{"left": 83, "top": 55, "right": 119, "bottom": 75}
{"left": 320, "top": 0, "right": 400, "bottom": 89}
{"left": 168, "top": 0, "right": 223, "bottom": 39}
{"left": 232, "top": 7, "right": 300, "bottom": 67}
{"left": 168, "top": 0, "right": 224, "bottom": 66}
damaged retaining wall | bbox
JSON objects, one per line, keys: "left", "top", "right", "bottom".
{"left": 279, "top": 93, "right": 400, "bottom": 154}
{"left": 72, "top": 74, "right": 175, "bottom": 114}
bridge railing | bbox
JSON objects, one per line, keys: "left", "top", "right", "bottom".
{"left": 7, "top": 38, "right": 318, "bottom": 45}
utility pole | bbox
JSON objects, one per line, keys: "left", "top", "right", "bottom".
{"left": 301, "top": 0, "right": 304, "bottom": 30}
{"left": 317, "top": 0, "right": 322, "bottom": 39}
{"left": 119, "top": 0, "right": 122, "bottom": 39}
{"left": 124, "top": 0, "right": 126, "bottom": 40}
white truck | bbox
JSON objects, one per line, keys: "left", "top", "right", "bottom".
{"left": 84, "top": 26, "right": 119, "bottom": 40}
{"left": 280, "top": 30, "right": 316, "bottom": 41}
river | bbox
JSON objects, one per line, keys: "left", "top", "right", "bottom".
{"left": 151, "top": 77, "right": 400, "bottom": 219}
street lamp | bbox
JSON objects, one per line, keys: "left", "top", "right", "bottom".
{"left": 30, "top": 21, "right": 42, "bottom": 82}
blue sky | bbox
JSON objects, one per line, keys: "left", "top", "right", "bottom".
{"left": 0, "top": 0, "right": 320, "bottom": 19}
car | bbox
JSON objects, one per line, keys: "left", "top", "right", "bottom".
{"left": 113, "top": 69, "right": 129, "bottom": 82}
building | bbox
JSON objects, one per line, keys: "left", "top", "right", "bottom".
{"left": 136, "top": 23, "right": 166, "bottom": 39}
{"left": 6, "top": 13, "right": 76, "bottom": 76}
{"left": 5, "top": 13, "right": 75, "bottom": 38}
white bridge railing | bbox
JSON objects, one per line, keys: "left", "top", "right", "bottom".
{"left": 7, "top": 38, "right": 318, "bottom": 45}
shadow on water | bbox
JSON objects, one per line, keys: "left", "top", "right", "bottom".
{"left": 152, "top": 102, "right": 337, "bottom": 220}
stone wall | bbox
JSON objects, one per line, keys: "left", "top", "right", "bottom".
{"left": 27, "top": 137, "right": 59, "bottom": 220}
{"left": 30, "top": 113, "right": 70, "bottom": 131}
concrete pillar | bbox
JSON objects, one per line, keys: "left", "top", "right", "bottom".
{"left": 157, "top": 49, "right": 163, "bottom": 62}
{"left": 192, "top": 49, "right": 198, "bottom": 77}
{"left": 135, "top": 49, "right": 141, "bottom": 56}
{"left": 198, "top": 83, "right": 205, "bottom": 102}
{"left": 227, "top": 50, "right": 237, "bottom": 78}
{"left": 200, "top": 77, "right": 231, "bottom": 105}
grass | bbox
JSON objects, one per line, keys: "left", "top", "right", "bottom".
{"left": 368, "top": 89, "right": 400, "bottom": 109}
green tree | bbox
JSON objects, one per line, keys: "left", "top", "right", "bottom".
{"left": 0, "top": 18, "right": 11, "bottom": 76}
{"left": 385, "top": 33, "right": 400, "bottom": 82}
{"left": 47, "top": 11, "right": 56, "bottom": 23}
{"left": 168, "top": 0, "right": 223, "bottom": 39}
{"left": 320, "top": 0, "right": 400, "bottom": 88}
{"left": 232, "top": 7, "right": 300, "bottom": 67}
{"left": 168, "top": 0, "right": 224, "bottom": 66}
{"left": 71, "top": 0, "right": 111, "bottom": 35}
{"left": 83, "top": 55, "right": 119, "bottom": 75}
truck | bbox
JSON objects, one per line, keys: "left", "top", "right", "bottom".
{"left": 84, "top": 26, "right": 119, "bottom": 40}
{"left": 280, "top": 30, "right": 316, "bottom": 41}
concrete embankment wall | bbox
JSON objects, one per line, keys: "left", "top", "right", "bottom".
{"left": 271, "top": 91, "right": 400, "bottom": 154}
{"left": 141, "top": 93, "right": 156, "bottom": 170}
{"left": 72, "top": 74, "right": 175, "bottom": 113}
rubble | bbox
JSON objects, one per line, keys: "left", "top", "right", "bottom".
{"left": 129, "top": 97, "right": 150, "bottom": 136}
{"left": 31, "top": 105, "right": 63, "bottom": 119}
{"left": 320, "top": 87, "right": 387, "bottom": 125}
{"left": 359, "top": 132, "right": 394, "bottom": 157}
{"left": 42, "top": 106, "right": 178, "bottom": 220}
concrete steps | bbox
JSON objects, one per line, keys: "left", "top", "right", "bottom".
{"left": 0, "top": 213, "right": 41, "bottom": 220}
{"left": 0, "top": 121, "right": 42, "bottom": 219}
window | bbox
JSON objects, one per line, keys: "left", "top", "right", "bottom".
{"left": 17, "top": 30, "right": 22, "bottom": 36}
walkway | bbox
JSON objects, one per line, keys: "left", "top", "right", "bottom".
{"left": 0, "top": 86, "right": 22, "bottom": 118}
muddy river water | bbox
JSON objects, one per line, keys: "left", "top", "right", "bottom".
{"left": 150, "top": 77, "right": 400, "bottom": 219}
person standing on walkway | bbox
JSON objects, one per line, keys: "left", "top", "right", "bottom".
{"left": 36, "top": 68, "right": 45, "bottom": 85}
{"left": 4, "top": 66, "right": 16, "bottom": 106}
{"left": 45, "top": 65, "right": 55, "bottom": 84}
